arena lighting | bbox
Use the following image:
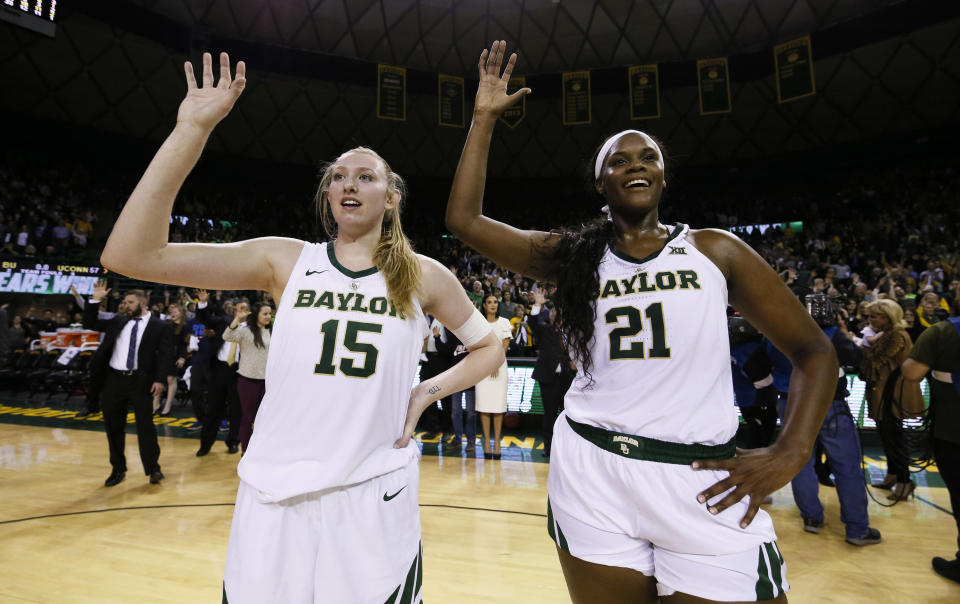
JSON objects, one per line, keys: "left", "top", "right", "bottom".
{"left": 730, "top": 221, "right": 803, "bottom": 235}
{"left": 0, "top": 0, "right": 56, "bottom": 37}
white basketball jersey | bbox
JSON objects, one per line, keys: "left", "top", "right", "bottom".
{"left": 238, "top": 242, "right": 427, "bottom": 502}
{"left": 563, "top": 224, "right": 738, "bottom": 445}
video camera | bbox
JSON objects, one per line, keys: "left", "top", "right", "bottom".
{"left": 728, "top": 314, "right": 761, "bottom": 347}
{"left": 805, "top": 293, "right": 839, "bottom": 328}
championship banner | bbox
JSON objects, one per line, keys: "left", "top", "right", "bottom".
{"left": 0, "top": 260, "right": 102, "bottom": 295}
{"left": 697, "top": 58, "right": 731, "bottom": 115}
{"left": 562, "top": 71, "right": 591, "bottom": 125}
{"left": 377, "top": 64, "right": 406, "bottom": 121}
{"left": 438, "top": 74, "right": 464, "bottom": 128}
{"left": 774, "top": 36, "right": 815, "bottom": 103}
{"left": 499, "top": 76, "right": 526, "bottom": 128}
{"left": 628, "top": 64, "right": 660, "bottom": 120}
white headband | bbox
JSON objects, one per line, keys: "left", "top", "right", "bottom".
{"left": 593, "top": 130, "right": 661, "bottom": 180}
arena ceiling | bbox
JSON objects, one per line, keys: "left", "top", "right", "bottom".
{"left": 2, "top": 0, "right": 960, "bottom": 178}
{"left": 124, "top": 0, "right": 904, "bottom": 74}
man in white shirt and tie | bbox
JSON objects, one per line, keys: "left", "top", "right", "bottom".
{"left": 84, "top": 280, "right": 174, "bottom": 486}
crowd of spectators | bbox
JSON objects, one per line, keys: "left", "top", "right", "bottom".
{"left": 1, "top": 147, "right": 958, "bottom": 362}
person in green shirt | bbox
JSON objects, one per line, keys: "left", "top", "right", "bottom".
{"left": 902, "top": 317, "right": 960, "bottom": 585}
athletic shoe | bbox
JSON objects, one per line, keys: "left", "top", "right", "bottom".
{"left": 846, "top": 527, "right": 882, "bottom": 546}
{"left": 802, "top": 517, "right": 824, "bottom": 534}
{"left": 932, "top": 557, "right": 960, "bottom": 584}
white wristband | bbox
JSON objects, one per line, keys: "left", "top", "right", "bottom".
{"left": 753, "top": 375, "right": 773, "bottom": 389}
{"left": 450, "top": 308, "right": 492, "bottom": 348}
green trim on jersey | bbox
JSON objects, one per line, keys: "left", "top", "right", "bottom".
{"left": 608, "top": 223, "right": 685, "bottom": 265}
{"left": 327, "top": 242, "right": 379, "bottom": 278}
{"left": 566, "top": 416, "right": 735, "bottom": 464}
{"left": 222, "top": 583, "right": 229, "bottom": 604}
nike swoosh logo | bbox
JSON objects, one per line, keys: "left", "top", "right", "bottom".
{"left": 383, "top": 486, "right": 406, "bottom": 501}
{"left": 305, "top": 270, "right": 327, "bottom": 276}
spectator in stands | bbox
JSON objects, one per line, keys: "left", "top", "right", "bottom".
{"left": 8, "top": 313, "right": 26, "bottom": 350}
{"left": 153, "top": 302, "right": 188, "bottom": 416}
{"left": 855, "top": 299, "right": 916, "bottom": 501}
{"left": 51, "top": 220, "right": 70, "bottom": 255}
{"left": 194, "top": 290, "right": 242, "bottom": 456}
{"left": 901, "top": 311, "right": 960, "bottom": 584}
{"left": 84, "top": 281, "right": 173, "bottom": 486}
{"left": 223, "top": 301, "right": 272, "bottom": 454}
{"left": 467, "top": 280, "right": 484, "bottom": 308}
{"left": 475, "top": 294, "right": 512, "bottom": 459}
{"left": 498, "top": 289, "right": 517, "bottom": 319}
{"left": 509, "top": 303, "right": 534, "bottom": 356}
{"left": 529, "top": 292, "right": 575, "bottom": 458}
{"left": 14, "top": 224, "right": 29, "bottom": 254}
{"left": 919, "top": 260, "right": 944, "bottom": 293}
{"left": 919, "top": 291, "right": 949, "bottom": 328}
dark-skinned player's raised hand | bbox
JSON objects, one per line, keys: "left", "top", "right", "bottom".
{"left": 473, "top": 40, "right": 531, "bottom": 119}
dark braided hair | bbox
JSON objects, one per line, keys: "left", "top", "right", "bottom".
{"left": 537, "top": 131, "right": 669, "bottom": 386}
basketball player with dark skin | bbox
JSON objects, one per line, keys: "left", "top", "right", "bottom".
{"left": 447, "top": 41, "right": 839, "bottom": 604}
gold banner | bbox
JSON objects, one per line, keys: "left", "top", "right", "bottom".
{"left": 499, "top": 76, "right": 526, "bottom": 128}
{"left": 774, "top": 36, "right": 816, "bottom": 103}
{"left": 438, "top": 74, "right": 464, "bottom": 128}
{"left": 697, "top": 58, "right": 731, "bottom": 115}
{"left": 562, "top": 71, "right": 591, "bottom": 125}
{"left": 628, "top": 64, "right": 660, "bottom": 120}
{"left": 377, "top": 64, "right": 406, "bottom": 121}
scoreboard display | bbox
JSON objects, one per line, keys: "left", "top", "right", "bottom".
{"left": 1, "top": 0, "right": 57, "bottom": 37}
{"left": 0, "top": 259, "right": 101, "bottom": 295}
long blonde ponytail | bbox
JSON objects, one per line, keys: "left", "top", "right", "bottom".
{"left": 315, "top": 147, "right": 422, "bottom": 318}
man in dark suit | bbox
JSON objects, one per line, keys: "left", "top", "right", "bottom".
{"left": 84, "top": 279, "right": 173, "bottom": 486}
{"left": 529, "top": 291, "right": 575, "bottom": 458}
{"left": 194, "top": 290, "right": 241, "bottom": 456}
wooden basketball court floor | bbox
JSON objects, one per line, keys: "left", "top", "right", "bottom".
{"left": 1, "top": 421, "right": 959, "bottom": 603}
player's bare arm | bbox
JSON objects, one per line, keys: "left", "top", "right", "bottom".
{"left": 445, "top": 41, "right": 558, "bottom": 281}
{"left": 100, "top": 52, "right": 301, "bottom": 302}
{"left": 394, "top": 255, "right": 504, "bottom": 447}
{"left": 688, "top": 228, "right": 838, "bottom": 527}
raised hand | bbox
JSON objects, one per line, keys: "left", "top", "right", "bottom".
{"left": 474, "top": 40, "right": 531, "bottom": 118}
{"left": 178, "top": 52, "right": 247, "bottom": 132}
{"left": 92, "top": 279, "right": 111, "bottom": 303}
{"left": 533, "top": 290, "right": 547, "bottom": 306}
{"left": 234, "top": 303, "right": 251, "bottom": 324}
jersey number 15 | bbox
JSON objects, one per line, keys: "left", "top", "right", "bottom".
{"left": 314, "top": 319, "right": 381, "bottom": 378}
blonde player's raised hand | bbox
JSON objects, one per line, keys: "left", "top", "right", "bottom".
{"left": 179, "top": 52, "right": 246, "bottom": 132}
{"left": 473, "top": 40, "right": 531, "bottom": 119}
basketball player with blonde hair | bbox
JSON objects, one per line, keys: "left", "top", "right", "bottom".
{"left": 99, "top": 52, "right": 503, "bottom": 603}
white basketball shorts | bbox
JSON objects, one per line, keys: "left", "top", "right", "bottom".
{"left": 223, "top": 456, "right": 423, "bottom": 604}
{"left": 547, "top": 412, "right": 788, "bottom": 601}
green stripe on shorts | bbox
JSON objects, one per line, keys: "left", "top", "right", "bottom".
{"left": 755, "top": 541, "right": 787, "bottom": 600}
{"left": 756, "top": 545, "right": 773, "bottom": 600}
{"left": 765, "top": 542, "right": 784, "bottom": 595}
{"left": 385, "top": 543, "right": 422, "bottom": 604}
{"left": 547, "top": 498, "right": 557, "bottom": 543}
{"left": 546, "top": 498, "right": 569, "bottom": 552}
